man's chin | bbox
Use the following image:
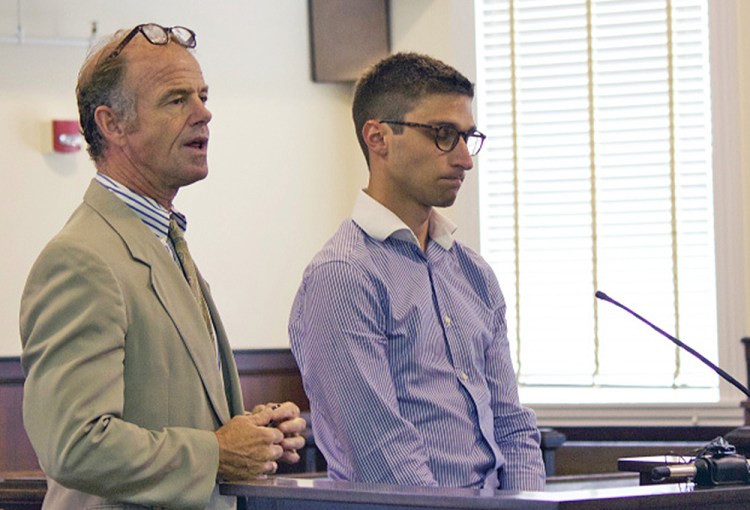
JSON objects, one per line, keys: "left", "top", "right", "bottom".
{"left": 186, "top": 165, "right": 210, "bottom": 184}
{"left": 172, "top": 170, "right": 208, "bottom": 191}
{"left": 434, "top": 194, "right": 459, "bottom": 208}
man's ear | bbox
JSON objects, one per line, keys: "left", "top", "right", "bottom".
{"left": 93, "top": 105, "right": 128, "bottom": 147}
{"left": 362, "top": 119, "right": 388, "bottom": 160}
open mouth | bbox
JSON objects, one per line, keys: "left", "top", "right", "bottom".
{"left": 186, "top": 137, "right": 208, "bottom": 150}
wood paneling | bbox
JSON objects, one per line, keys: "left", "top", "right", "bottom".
{"left": 0, "top": 349, "right": 308, "bottom": 472}
{"left": 554, "top": 426, "right": 735, "bottom": 442}
{"left": 0, "top": 472, "right": 45, "bottom": 510}
{"left": 234, "top": 349, "right": 309, "bottom": 411}
{"left": 0, "top": 359, "right": 37, "bottom": 472}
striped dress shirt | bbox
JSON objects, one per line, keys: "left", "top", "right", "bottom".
{"left": 289, "top": 191, "right": 546, "bottom": 491}
{"left": 95, "top": 172, "right": 186, "bottom": 261}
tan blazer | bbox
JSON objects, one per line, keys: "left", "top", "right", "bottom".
{"left": 20, "top": 180, "right": 244, "bottom": 510}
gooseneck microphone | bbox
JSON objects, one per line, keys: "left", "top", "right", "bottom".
{"left": 595, "top": 290, "right": 750, "bottom": 485}
{"left": 595, "top": 290, "right": 750, "bottom": 399}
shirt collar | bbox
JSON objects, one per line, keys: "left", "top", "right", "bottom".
{"left": 351, "top": 190, "right": 457, "bottom": 250}
{"left": 95, "top": 172, "right": 187, "bottom": 241}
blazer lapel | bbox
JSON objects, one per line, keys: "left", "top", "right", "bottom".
{"left": 83, "top": 180, "right": 232, "bottom": 424}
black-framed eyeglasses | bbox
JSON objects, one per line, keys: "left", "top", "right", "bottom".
{"left": 379, "top": 120, "right": 486, "bottom": 156}
{"left": 107, "top": 23, "right": 196, "bottom": 60}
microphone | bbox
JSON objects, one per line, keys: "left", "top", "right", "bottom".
{"left": 594, "top": 290, "right": 750, "bottom": 399}
{"left": 596, "top": 291, "right": 750, "bottom": 485}
{"left": 650, "top": 437, "right": 750, "bottom": 485}
{"left": 651, "top": 455, "right": 750, "bottom": 485}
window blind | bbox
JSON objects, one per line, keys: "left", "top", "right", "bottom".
{"left": 475, "top": 0, "right": 717, "bottom": 403}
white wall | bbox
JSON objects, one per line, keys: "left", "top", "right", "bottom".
{"left": 0, "top": 0, "right": 477, "bottom": 356}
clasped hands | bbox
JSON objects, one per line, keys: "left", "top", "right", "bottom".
{"left": 215, "top": 401, "right": 306, "bottom": 480}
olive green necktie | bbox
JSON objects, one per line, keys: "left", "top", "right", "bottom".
{"left": 168, "top": 218, "right": 217, "bottom": 353}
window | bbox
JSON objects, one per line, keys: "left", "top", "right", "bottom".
{"left": 474, "top": 0, "right": 743, "bottom": 417}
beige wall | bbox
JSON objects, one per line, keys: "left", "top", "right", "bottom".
{"left": 737, "top": 1, "right": 750, "bottom": 338}
{"left": 4, "top": 0, "right": 749, "bottom": 375}
{"left": 0, "top": 0, "right": 477, "bottom": 355}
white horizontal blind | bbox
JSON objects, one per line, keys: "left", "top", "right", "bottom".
{"left": 475, "top": 0, "right": 717, "bottom": 403}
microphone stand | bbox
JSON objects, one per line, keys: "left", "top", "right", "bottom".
{"left": 595, "top": 291, "right": 750, "bottom": 399}
{"left": 596, "top": 291, "right": 750, "bottom": 485}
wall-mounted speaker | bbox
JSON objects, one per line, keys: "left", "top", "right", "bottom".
{"left": 308, "top": 0, "right": 390, "bottom": 83}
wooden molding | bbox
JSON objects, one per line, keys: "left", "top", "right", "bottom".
{"left": 0, "top": 358, "right": 25, "bottom": 385}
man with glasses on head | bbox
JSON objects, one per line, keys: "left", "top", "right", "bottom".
{"left": 20, "top": 24, "right": 305, "bottom": 510}
{"left": 289, "top": 52, "right": 545, "bottom": 491}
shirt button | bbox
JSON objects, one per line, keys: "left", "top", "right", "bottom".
{"left": 459, "top": 370, "right": 469, "bottom": 382}
{"left": 444, "top": 315, "right": 452, "bottom": 326}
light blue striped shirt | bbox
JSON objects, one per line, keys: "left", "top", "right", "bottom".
{"left": 289, "top": 191, "right": 546, "bottom": 490}
{"left": 94, "top": 173, "right": 186, "bottom": 260}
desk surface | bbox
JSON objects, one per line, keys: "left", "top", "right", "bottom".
{"left": 2, "top": 471, "right": 749, "bottom": 510}
{"left": 221, "top": 475, "right": 750, "bottom": 510}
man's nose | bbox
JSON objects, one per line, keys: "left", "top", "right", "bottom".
{"left": 451, "top": 136, "right": 474, "bottom": 170}
{"left": 191, "top": 98, "right": 212, "bottom": 124}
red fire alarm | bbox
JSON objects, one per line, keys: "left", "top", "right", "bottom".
{"left": 52, "top": 120, "right": 83, "bottom": 153}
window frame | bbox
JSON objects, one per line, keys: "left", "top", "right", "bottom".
{"left": 465, "top": 0, "right": 746, "bottom": 427}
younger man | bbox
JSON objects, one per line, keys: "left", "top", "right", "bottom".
{"left": 289, "top": 52, "right": 545, "bottom": 491}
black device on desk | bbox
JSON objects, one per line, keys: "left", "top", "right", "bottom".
{"left": 650, "top": 437, "right": 750, "bottom": 486}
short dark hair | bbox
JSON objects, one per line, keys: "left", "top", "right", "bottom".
{"left": 76, "top": 31, "right": 138, "bottom": 162}
{"left": 352, "top": 52, "right": 474, "bottom": 165}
